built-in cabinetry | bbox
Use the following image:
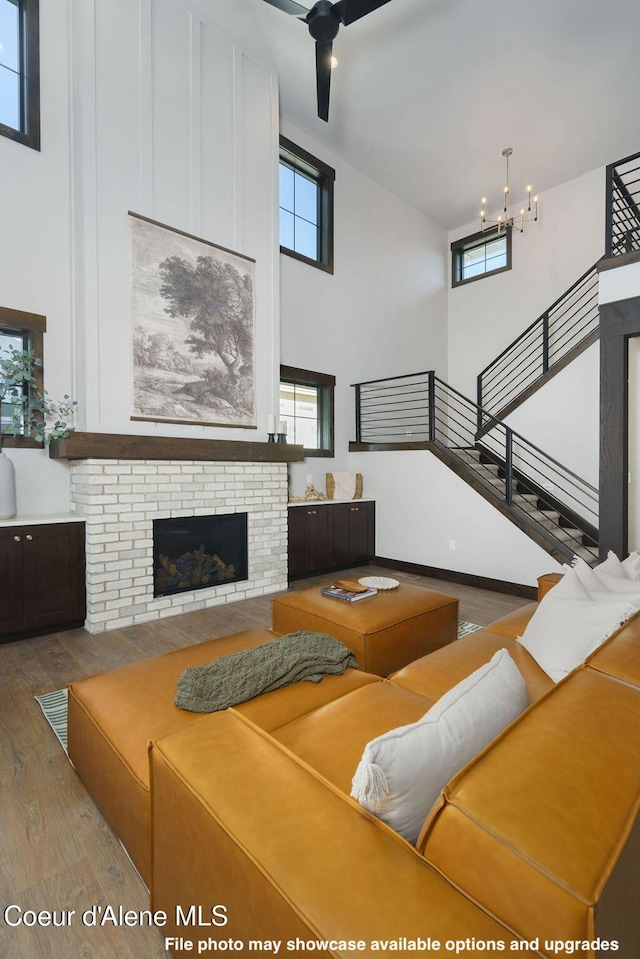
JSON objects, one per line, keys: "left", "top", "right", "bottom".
{"left": 287, "top": 500, "right": 375, "bottom": 578}
{"left": 0, "top": 519, "right": 86, "bottom": 640}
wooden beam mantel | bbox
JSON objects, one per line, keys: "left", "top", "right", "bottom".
{"left": 48, "top": 432, "right": 305, "bottom": 463}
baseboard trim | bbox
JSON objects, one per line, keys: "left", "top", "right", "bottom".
{"left": 373, "top": 557, "right": 537, "bottom": 600}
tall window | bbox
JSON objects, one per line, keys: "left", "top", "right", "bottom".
{"left": 279, "top": 136, "right": 334, "bottom": 274}
{"left": 451, "top": 227, "right": 512, "bottom": 287}
{"left": 0, "top": 305, "right": 45, "bottom": 447}
{"left": 279, "top": 366, "right": 335, "bottom": 457}
{"left": 0, "top": 0, "right": 40, "bottom": 150}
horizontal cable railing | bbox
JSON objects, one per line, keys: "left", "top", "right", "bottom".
{"left": 352, "top": 371, "right": 598, "bottom": 558}
{"left": 477, "top": 263, "right": 599, "bottom": 418}
{"left": 606, "top": 150, "right": 640, "bottom": 258}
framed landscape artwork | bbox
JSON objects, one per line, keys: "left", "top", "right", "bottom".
{"left": 129, "top": 212, "right": 256, "bottom": 428}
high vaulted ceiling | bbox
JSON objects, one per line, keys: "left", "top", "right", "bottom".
{"left": 229, "top": 0, "right": 640, "bottom": 231}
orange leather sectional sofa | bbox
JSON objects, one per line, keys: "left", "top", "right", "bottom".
{"left": 68, "top": 574, "right": 640, "bottom": 957}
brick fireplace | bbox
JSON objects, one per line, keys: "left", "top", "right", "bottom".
{"left": 55, "top": 433, "right": 303, "bottom": 634}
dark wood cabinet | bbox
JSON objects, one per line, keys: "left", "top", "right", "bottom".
{"left": 287, "top": 501, "right": 375, "bottom": 579}
{"left": 332, "top": 501, "right": 375, "bottom": 567}
{"left": 0, "top": 521, "right": 86, "bottom": 640}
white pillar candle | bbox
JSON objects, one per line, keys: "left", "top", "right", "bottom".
{"left": 267, "top": 414, "right": 276, "bottom": 434}
{"left": 278, "top": 421, "right": 287, "bottom": 435}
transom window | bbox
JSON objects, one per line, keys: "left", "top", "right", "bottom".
{"left": 0, "top": 0, "right": 40, "bottom": 150}
{"left": 279, "top": 366, "right": 335, "bottom": 457}
{"left": 279, "top": 136, "right": 334, "bottom": 274}
{"left": 451, "top": 227, "right": 512, "bottom": 287}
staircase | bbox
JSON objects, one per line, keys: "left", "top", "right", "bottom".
{"left": 477, "top": 263, "right": 599, "bottom": 422}
{"left": 476, "top": 150, "right": 640, "bottom": 422}
{"left": 348, "top": 151, "right": 640, "bottom": 567}
{"left": 350, "top": 371, "right": 598, "bottom": 566}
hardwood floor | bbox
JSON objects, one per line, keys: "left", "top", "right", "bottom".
{"left": 0, "top": 565, "right": 532, "bottom": 958}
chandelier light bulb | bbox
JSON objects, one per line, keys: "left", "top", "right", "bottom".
{"left": 330, "top": 55, "right": 339, "bottom": 68}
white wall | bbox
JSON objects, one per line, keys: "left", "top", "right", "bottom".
{"left": 279, "top": 120, "right": 449, "bottom": 497}
{"left": 0, "top": 0, "right": 76, "bottom": 513}
{"left": 2, "top": 0, "right": 281, "bottom": 515}
{"left": 446, "top": 167, "right": 604, "bottom": 517}
{"left": 448, "top": 167, "right": 604, "bottom": 399}
{"left": 72, "top": 0, "right": 280, "bottom": 442}
{"left": 351, "top": 450, "right": 563, "bottom": 587}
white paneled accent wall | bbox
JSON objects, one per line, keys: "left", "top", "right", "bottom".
{"left": 70, "top": 460, "right": 288, "bottom": 632}
{"left": 72, "top": 0, "right": 280, "bottom": 443}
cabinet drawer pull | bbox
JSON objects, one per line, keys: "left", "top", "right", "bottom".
{"left": 13, "top": 535, "right": 21, "bottom": 543}
{"left": 25, "top": 534, "right": 33, "bottom": 541}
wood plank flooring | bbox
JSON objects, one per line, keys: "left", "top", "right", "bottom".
{"left": 0, "top": 564, "right": 532, "bottom": 958}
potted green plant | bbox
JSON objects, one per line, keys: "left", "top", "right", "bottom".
{"left": 0, "top": 346, "right": 77, "bottom": 519}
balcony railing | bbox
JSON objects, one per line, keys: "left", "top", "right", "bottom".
{"left": 352, "top": 371, "right": 598, "bottom": 559}
{"left": 606, "top": 150, "right": 640, "bottom": 258}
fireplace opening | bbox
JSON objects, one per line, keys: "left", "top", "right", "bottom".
{"left": 153, "top": 513, "right": 248, "bottom": 598}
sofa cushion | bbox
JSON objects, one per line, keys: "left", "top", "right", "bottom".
{"left": 517, "top": 588, "right": 638, "bottom": 683}
{"left": 350, "top": 649, "right": 527, "bottom": 845}
{"left": 271, "top": 681, "right": 434, "bottom": 797}
{"left": 418, "top": 667, "right": 640, "bottom": 950}
{"left": 68, "top": 627, "right": 378, "bottom": 886}
{"left": 585, "top": 609, "right": 640, "bottom": 688}
{"left": 391, "top": 629, "right": 552, "bottom": 704}
{"left": 483, "top": 603, "right": 537, "bottom": 640}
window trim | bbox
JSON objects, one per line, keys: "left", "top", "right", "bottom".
{"left": 279, "top": 136, "right": 335, "bottom": 275}
{"left": 0, "top": 304, "right": 45, "bottom": 448}
{"left": 0, "top": 0, "right": 40, "bottom": 151}
{"left": 451, "top": 226, "right": 512, "bottom": 288}
{"left": 280, "top": 365, "right": 335, "bottom": 458}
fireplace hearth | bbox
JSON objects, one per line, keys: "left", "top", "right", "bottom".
{"left": 153, "top": 513, "right": 248, "bottom": 598}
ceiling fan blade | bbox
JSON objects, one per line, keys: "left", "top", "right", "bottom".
{"left": 262, "top": 0, "right": 310, "bottom": 17}
{"left": 315, "top": 40, "right": 332, "bottom": 122}
{"left": 332, "top": 0, "right": 392, "bottom": 26}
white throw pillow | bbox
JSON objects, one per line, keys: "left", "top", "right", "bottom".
{"left": 517, "top": 592, "right": 637, "bottom": 683}
{"left": 349, "top": 649, "right": 527, "bottom": 845}
{"left": 569, "top": 557, "right": 640, "bottom": 604}
{"left": 594, "top": 550, "right": 640, "bottom": 581}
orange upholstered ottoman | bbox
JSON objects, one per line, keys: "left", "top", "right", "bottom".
{"left": 272, "top": 583, "right": 458, "bottom": 676}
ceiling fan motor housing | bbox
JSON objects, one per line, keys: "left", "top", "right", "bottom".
{"left": 307, "top": 0, "right": 342, "bottom": 42}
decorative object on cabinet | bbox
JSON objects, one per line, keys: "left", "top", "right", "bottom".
{"left": 130, "top": 212, "right": 256, "bottom": 429}
{"left": 325, "top": 471, "right": 362, "bottom": 500}
{"left": 288, "top": 483, "right": 327, "bottom": 502}
{"left": 0, "top": 521, "right": 86, "bottom": 640}
{"left": 0, "top": 346, "right": 78, "bottom": 519}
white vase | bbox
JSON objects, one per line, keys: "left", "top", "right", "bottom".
{"left": 0, "top": 452, "right": 17, "bottom": 520}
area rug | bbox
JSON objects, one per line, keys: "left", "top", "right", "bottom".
{"left": 35, "top": 622, "right": 484, "bottom": 754}
{"left": 35, "top": 687, "right": 69, "bottom": 754}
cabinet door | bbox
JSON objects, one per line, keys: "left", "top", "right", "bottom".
{"left": 332, "top": 501, "right": 375, "bottom": 566}
{"left": 0, "top": 528, "right": 25, "bottom": 635}
{"left": 288, "top": 507, "right": 311, "bottom": 577}
{"left": 287, "top": 505, "right": 335, "bottom": 577}
{"left": 22, "top": 523, "right": 85, "bottom": 630}
{"left": 307, "top": 505, "right": 334, "bottom": 572}
{"left": 349, "top": 501, "right": 375, "bottom": 562}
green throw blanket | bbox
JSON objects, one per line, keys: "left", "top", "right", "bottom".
{"left": 175, "top": 631, "right": 358, "bottom": 713}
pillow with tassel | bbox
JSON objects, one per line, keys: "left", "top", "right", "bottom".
{"left": 350, "top": 649, "right": 527, "bottom": 845}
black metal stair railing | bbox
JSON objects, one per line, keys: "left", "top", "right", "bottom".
{"left": 352, "top": 371, "right": 599, "bottom": 560}
{"left": 477, "top": 263, "right": 599, "bottom": 419}
{"left": 606, "top": 150, "right": 640, "bottom": 258}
